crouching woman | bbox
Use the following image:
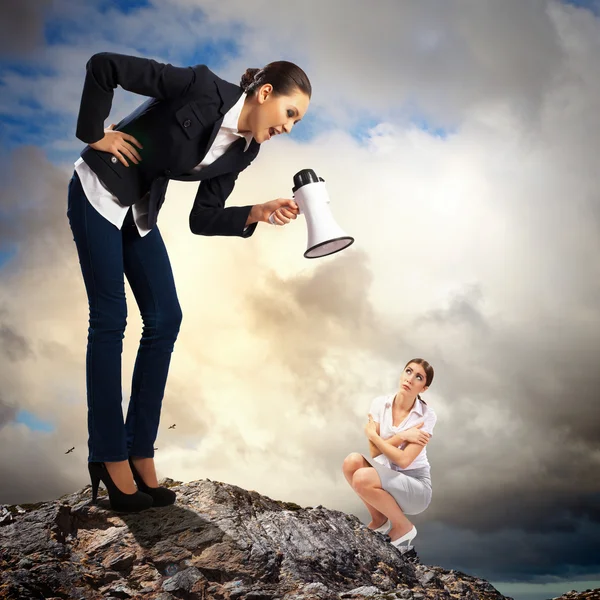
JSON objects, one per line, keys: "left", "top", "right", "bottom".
{"left": 342, "top": 358, "right": 436, "bottom": 549}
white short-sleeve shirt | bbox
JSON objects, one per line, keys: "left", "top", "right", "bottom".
{"left": 369, "top": 394, "right": 437, "bottom": 472}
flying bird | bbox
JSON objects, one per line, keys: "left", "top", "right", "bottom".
{"left": 168, "top": 424, "right": 176, "bottom": 429}
{"left": 65, "top": 447, "right": 75, "bottom": 454}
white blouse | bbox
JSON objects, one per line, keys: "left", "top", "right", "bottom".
{"left": 369, "top": 394, "right": 437, "bottom": 472}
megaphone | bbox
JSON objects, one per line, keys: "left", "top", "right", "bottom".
{"left": 289, "top": 169, "right": 354, "bottom": 259}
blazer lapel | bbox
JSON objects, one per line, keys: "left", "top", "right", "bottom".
{"left": 197, "top": 77, "right": 245, "bottom": 165}
{"left": 174, "top": 137, "right": 248, "bottom": 182}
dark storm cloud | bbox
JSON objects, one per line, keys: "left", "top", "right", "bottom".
{"left": 256, "top": 272, "right": 600, "bottom": 580}
{"left": 410, "top": 290, "right": 600, "bottom": 530}
{"left": 424, "top": 285, "right": 490, "bottom": 333}
{"left": 0, "top": 323, "right": 33, "bottom": 362}
{"left": 0, "top": 395, "right": 17, "bottom": 430}
{"left": 0, "top": 146, "right": 72, "bottom": 253}
{"left": 417, "top": 521, "right": 600, "bottom": 583}
{"left": 0, "top": 0, "right": 52, "bottom": 57}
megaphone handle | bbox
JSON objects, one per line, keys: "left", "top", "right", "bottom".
{"left": 293, "top": 194, "right": 303, "bottom": 215}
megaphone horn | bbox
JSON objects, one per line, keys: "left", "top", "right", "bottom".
{"left": 291, "top": 169, "right": 354, "bottom": 259}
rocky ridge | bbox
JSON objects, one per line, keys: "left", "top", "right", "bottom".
{"left": 550, "top": 591, "right": 600, "bottom": 600}
{"left": 1, "top": 477, "right": 517, "bottom": 599}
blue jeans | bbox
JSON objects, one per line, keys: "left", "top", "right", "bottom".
{"left": 67, "top": 172, "right": 182, "bottom": 462}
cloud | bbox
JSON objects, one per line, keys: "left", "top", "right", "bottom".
{"left": 0, "top": 395, "right": 17, "bottom": 430}
{"left": 0, "top": 321, "right": 32, "bottom": 362}
{"left": 0, "top": 0, "right": 578, "bottom": 153}
{"left": 0, "top": 0, "right": 52, "bottom": 57}
{"left": 184, "top": 0, "right": 566, "bottom": 126}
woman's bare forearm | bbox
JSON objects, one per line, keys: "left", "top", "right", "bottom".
{"left": 369, "top": 432, "right": 406, "bottom": 457}
{"left": 369, "top": 439, "right": 380, "bottom": 458}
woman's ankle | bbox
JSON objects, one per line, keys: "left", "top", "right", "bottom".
{"left": 129, "top": 456, "right": 159, "bottom": 487}
{"left": 389, "top": 522, "right": 413, "bottom": 536}
{"left": 104, "top": 460, "right": 137, "bottom": 493}
{"left": 367, "top": 515, "right": 388, "bottom": 528}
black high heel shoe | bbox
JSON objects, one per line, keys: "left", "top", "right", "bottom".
{"left": 88, "top": 462, "right": 153, "bottom": 513}
{"left": 128, "top": 457, "right": 176, "bottom": 507}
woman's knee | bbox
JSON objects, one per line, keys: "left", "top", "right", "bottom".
{"left": 342, "top": 453, "right": 365, "bottom": 473}
{"left": 89, "top": 302, "right": 128, "bottom": 338}
{"left": 143, "top": 302, "right": 183, "bottom": 340}
{"left": 162, "top": 302, "right": 183, "bottom": 338}
{"left": 352, "top": 467, "right": 378, "bottom": 491}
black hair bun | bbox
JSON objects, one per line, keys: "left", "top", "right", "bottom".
{"left": 240, "top": 68, "right": 260, "bottom": 91}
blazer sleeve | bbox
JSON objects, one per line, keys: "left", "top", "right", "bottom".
{"left": 76, "top": 52, "right": 205, "bottom": 144}
{"left": 189, "top": 170, "right": 258, "bottom": 238}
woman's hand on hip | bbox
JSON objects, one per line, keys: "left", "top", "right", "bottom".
{"left": 402, "top": 422, "right": 431, "bottom": 446}
{"left": 252, "top": 198, "right": 299, "bottom": 226}
{"left": 89, "top": 124, "right": 143, "bottom": 167}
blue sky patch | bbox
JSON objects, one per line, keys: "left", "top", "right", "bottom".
{"left": 15, "top": 410, "right": 55, "bottom": 433}
{"left": 181, "top": 36, "right": 243, "bottom": 72}
{"left": 562, "top": 0, "right": 600, "bottom": 13}
{"left": 0, "top": 112, "right": 60, "bottom": 152}
{"left": 0, "top": 246, "right": 17, "bottom": 270}
{"left": 44, "top": 16, "right": 74, "bottom": 47}
{"left": 350, "top": 117, "right": 383, "bottom": 143}
{"left": 287, "top": 107, "right": 336, "bottom": 143}
{"left": 0, "top": 62, "right": 55, "bottom": 79}
{"left": 98, "top": 0, "right": 153, "bottom": 14}
{"left": 410, "top": 116, "right": 453, "bottom": 139}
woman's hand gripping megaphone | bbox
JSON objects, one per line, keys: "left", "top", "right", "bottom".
{"left": 261, "top": 198, "right": 299, "bottom": 226}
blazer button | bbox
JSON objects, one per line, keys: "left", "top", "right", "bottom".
{"left": 111, "top": 156, "right": 118, "bottom": 163}
{"left": 183, "top": 119, "right": 192, "bottom": 128}
{"left": 164, "top": 169, "right": 171, "bottom": 176}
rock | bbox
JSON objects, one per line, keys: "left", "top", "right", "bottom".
{"left": 340, "top": 585, "right": 381, "bottom": 597}
{"left": 162, "top": 566, "right": 206, "bottom": 593}
{"left": 303, "top": 581, "right": 330, "bottom": 596}
{"left": 0, "top": 479, "right": 521, "bottom": 600}
{"left": 550, "top": 590, "right": 600, "bottom": 599}
{"left": 0, "top": 505, "right": 14, "bottom": 526}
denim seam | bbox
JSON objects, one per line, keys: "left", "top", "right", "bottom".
{"left": 83, "top": 187, "right": 98, "bottom": 462}
{"left": 128, "top": 231, "right": 161, "bottom": 457}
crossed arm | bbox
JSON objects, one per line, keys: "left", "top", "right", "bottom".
{"left": 366, "top": 416, "right": 431, "bottom": 470}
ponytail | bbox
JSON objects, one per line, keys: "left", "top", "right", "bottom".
{"left": 239, "top": 61, "right": 311, "bottom": 98}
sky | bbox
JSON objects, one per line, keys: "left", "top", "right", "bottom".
{"left": 0, "top": 1, "right": 599, "bottom": 599}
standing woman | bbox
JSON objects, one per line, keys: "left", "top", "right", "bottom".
{"left": 342, "top": 359, "right": 436, "bottom": 548}
{"left": 68, "top": 52, "right": 311, "bottom": 512}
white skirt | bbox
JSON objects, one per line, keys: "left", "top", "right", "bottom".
{"left": 361, "top": 453, "right": 432, "bottom": 515}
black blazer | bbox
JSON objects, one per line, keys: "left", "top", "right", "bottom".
{"left": 76, "top": 52, "right": 261, "bottom": 236}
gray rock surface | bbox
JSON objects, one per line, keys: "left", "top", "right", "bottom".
{"left": 0, "top": 478, "right": 516, "bottom": 599}
{"left": 549, "top": 591, "right": 600, "bottom": 599}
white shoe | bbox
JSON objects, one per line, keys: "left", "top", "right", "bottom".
{"left": 373, "top": 520, "right": 392, "bottom": 534}
{"left": 390, "top": 525, "right": 417, "bottom": 549}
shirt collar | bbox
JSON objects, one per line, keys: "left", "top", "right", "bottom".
{"left": 221, "top": 92, "right": 253, "bottom": 151}
{"left": 386, "top": 393, "right": 425, "bottom": 416}
{"left": 413, "top": 397, "right": 425, "bottom": 416}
